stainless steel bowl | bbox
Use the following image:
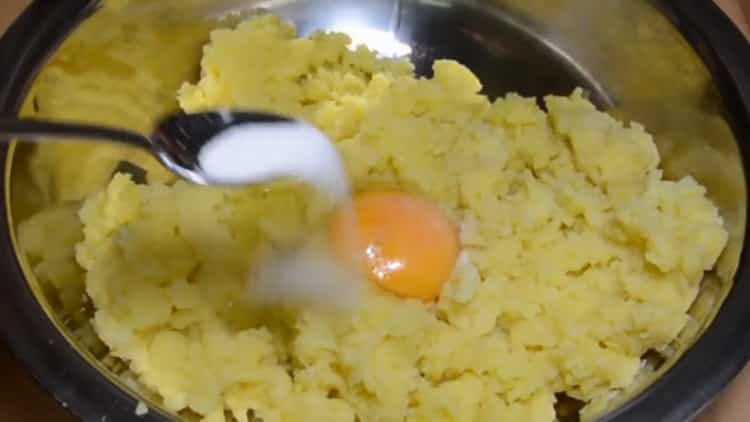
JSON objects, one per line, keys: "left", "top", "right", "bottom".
{"left": 0, "top": 1, "right": 749, "bottom": 421}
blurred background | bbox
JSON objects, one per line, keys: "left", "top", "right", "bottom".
{"left": 0, "top": 0, "right": 747, "bottom": 421}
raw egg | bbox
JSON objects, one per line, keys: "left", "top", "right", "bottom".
{"left": 329, "top": 191, "right": 459, "bottom": 301}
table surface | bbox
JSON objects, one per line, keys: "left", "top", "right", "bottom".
{"left": 0, "top": 0, "right": 748, "bottom": 421}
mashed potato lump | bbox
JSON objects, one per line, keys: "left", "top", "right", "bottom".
{"left": 19, "top": 15, "right": 728, "bottom": 422}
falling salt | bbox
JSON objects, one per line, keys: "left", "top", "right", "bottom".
{"left": 247, "top": 234, "right": 363, "bottom": 311}
{"left": 197, "top": 119, "right": 362, "bottom": 309}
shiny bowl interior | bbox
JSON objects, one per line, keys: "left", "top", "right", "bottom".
{"left": 4, "top": 0, "right": 747, "bottom": 421}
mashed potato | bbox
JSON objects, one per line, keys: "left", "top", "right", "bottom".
{"left": 19, "top": 15, "right": 728, "bottom": 422}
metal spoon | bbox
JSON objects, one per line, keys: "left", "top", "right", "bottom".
{"left": 0, "top": 110, "right": 332, "bottom": 187}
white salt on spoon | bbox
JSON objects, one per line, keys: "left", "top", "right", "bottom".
{"left": 197, "top": 119, "right": 350, "bottom": 202}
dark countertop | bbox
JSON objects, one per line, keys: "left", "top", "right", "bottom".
{"left": 0, "top": 342, "right": 75, "bottom": 421}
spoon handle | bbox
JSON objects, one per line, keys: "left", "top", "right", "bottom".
{"left": 0, "top": 117, "right": 152, "bottom": 149}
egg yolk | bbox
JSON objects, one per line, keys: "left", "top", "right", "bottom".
{"left": 329, "top": 191, "right": 459, "bottom": 301}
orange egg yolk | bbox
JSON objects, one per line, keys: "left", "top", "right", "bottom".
{"left": 329, "top": 191, "right": 459, "bottom": 301}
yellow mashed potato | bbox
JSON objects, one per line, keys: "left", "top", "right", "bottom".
{"left": 19, "top": 15, "right": 728, "bottom": 422}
